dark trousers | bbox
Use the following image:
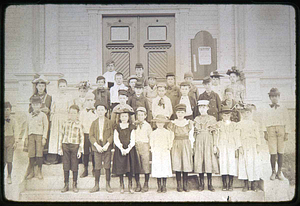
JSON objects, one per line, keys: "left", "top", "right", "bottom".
{"left": 62, "top": 143, "right": 79, "bottom": 172}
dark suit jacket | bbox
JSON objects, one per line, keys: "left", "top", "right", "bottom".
{"left": 29, "top": 93, "right": 52, "bottom": 121}
{"left": 93, "top": 88, "right": 111, "bottom": 111}
{"left": 174, "top": 95, "right": 197, "bottom": 119}
{"left": 128, "top": 94, "right": 151, "bottom": 122}
{"left": 89, "top": 117, "right": 114, "bottom": 152}
{"left": 198, "top": 91, "right": 221, "bottom": 121}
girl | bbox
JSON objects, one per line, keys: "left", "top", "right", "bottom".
{"left": 74, "top": 81, "right": 90, "bottom": 111}
{"left": 167, "top": 104, "right": 194, "bottom": 192}
{"left": 150, "top": 115, "right": 173, "bottom": 193}
{"left": 194, "top": 100, "right": 219, "bottom": 192}
{"left": 112, "top": 107, "right": 141, "bottom": 194}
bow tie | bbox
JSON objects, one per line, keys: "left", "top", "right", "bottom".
{"left": 270, "top": 103, "right": 280, "bottom": 109}
{"left": 135, "top": 121, "right": 144, "bottom": 129}
{"left": 86, "top": 108, "right": 95, "bottom": 113}
{"left": 32, "top": 110, "right": 40, "bottom": 117}
{"left": 158, "top": 98, "right": 165, "bottom": 109}
{"left": 5, "top": 118, "right": 10, "bottom": 123}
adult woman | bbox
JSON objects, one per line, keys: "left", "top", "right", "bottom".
{"left": 224, "top": 66, "right": 246, "bottom": 103}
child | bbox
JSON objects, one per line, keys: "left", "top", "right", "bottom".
{"left": 128, "top": 82, "right": 151, "bottom": 122}
{"left": 112, "top": 108, "right": 141, "bottom": 194}
{"left": 237, "top": 104, "right": 261, "bottom": 192}
{"left": 133, "top": 107, "right": 153, "bottom": 192}
{"left": 74, "top": 81, "right": 90, "bottom": 111}
{"left": 127, "top": 75, "right": 138, "bottom": 99}
{"left": 152, "top": 82, "right": 173, "bottom": 120}
{"left": 176, "top": 81, "right": 197, "bottom": 120}
{"left": 24, "top": 96, "right": 48, "bottom": 180}
{"left": 221, "top": 88, "right": 241, "bottom": 122}
{"left": 198, "top": 76, "right": 222, "bottom": 121}
{"left": 210, "top": 71, "right": 224, "bottom": 100}
{"left": 4, "top": 102, "right": 19, "bottom": 184}
{"left": 150, "top": 115, "right": 173, "bottom": 193}
{"left": 165, "top": 72, "right": 180, "bottom": 117}
{"left": 103, "top": 59, "right": 117, "bottom": 89}
{"left": 49, "top": 79, "right": 73, "bottom": 164}
{"left": 167, "top": 104, "right": 194, "bottom": 192}
{"left": 184, "top": 72, "right": 199, "bottom": 101}
{"left": 135, "top": 63, "right": 148, "bottom": 86}
{"left": 58, "top": 105, "right": 84, "bottom": 193}
{"left": 79, "top": 92, "right": 98, "bottom": 178}
{"left": 89, "top": 102, "right": 114, "bottom": 193}
{"left": 224, "top": 66, "right": 245, "bottom": 103}
{"left": 262, "top": 88, "right": 290, "bottom": 181}
{"left": 214, "top": 105, "right": 242, "bottom": 191}
{"left": 93, "top": 76, "right": 110, "bottom": 115}
{"left": 144, "top": 73, "right": 158, "bottom": 115}
{"left": 194, "top": 100, "right": 219, "bottom": 192}
{"left": 110, "top": 72, "right": 128, "bottom": 110}
{"left": 111, "top": 90, "right": 135, "bottom": 125}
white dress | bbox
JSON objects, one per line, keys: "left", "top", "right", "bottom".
{"left": 150, "top": 128, "right": 174, "bottom": 178}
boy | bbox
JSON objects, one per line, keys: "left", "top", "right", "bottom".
{"left": 4, "top": 102, "right": 19, "bottom": 184}
{"left": 79, "top": 92, "right": 98, "bottom": 178}
{"left": 111, "top": 90, "right": 135, "bottom": 125}
{"left": 165, "top": 72, "right": 180, "bottom": 116}
{"left": 89, "top": 102, "right": 114, "bottom": 193}
{"left": 152, "top": 82, "right": 173, "bottom": 119}
{"left": 184, "top": 72, "right": 199, "bottom": 100}
{"left": 110, "top": 72, "right": 128, "bottom": 110}
{"left": 133, "top": 107, "right": 153, "bottom": 192}
{"left": 198, "top": 76, "right": 222, "bottom": 121}
{"left": 58, "top": 105, "right": 84, "bottom": 193}
{"left": 221, "top": 88, "right": 241, "bottom": 122}
{"left": 128, "top": 82, "right": 151, "bottom": 122}
{"left": 262, "top": 88, "right": 290, "bottom": 180}
{"left": 93, "top": 76, "right": 110, "bottom": 113}
{"left": 175, "top": 81, "right": 197, "bottom": 120}
{"left": 210, "top": 71, "right": 224, "bottom": 100}
{"left": 127, "top": 75, "right": 138, "bottom": 99}
{"left": 103, "top": 59, "right": 117, "bottom": 89}
{"left": 135, "top": 63, "right": 148, "bottom": 86}
{"left": 24, "top": 96, "right": 48, "bottom": 180}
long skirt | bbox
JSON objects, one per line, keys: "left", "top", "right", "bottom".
{"left": 171, "top": 139, "right": 193, "bottom": 172}
{"left": 152, "top": 149, "right": 172, "bottom": 178}
{"left": 218, "top": 145, "right": 238, "bottom": 176}
{"left": 48, "top": 113, "right": 67, "bottom": 154}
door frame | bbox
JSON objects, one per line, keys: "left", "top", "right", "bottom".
{"left": 87, "top": 6, "right": 190, "bottom": 84}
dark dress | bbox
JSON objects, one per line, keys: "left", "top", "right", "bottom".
{"left": 112, "top": 124, "right": 141, "bottom": 175}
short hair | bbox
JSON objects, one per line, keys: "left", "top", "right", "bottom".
{"left": 96, "top": 76, "right": 106, "bottom": 83}
{"left": 5, "top": 102, "right": 12, "bottom": 109}
{"left": 135, "top": 63, "right": 144, "bottom": 69}
{"left": 58, "top": 78, "right": 68, "bottom": 86}
{"left": 95, "top": 102, "right": 108, "bottom": 110}
{"left": 69, "top": 104, "right": 80, "bottom": 113}
{"left": 115, "top": 72, "right": 123, "bottom": 78}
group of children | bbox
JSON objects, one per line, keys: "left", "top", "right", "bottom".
{"left": 4, "top": 60, "right": 290, "bottom": 195}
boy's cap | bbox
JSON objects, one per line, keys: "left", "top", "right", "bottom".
{"left": 157, "top": 82, "right": 167, "bottom": 88}
{"left": 96, "top": 76, "right": 105, "bottom": 82}
{"left": 127, "top": 75, "right": 138, "bottom": 83}
{"left": 202, "top": 76, "right": 211, "bottom": 85}
{"left": 175, "top": 103, "right": 187, "bottom": 112}
{"left": 219, "top": 105, "right": 233, "bottom": 113}
{"left": 85, "top": 92, "right": 95, "bottom": 100}
{"left": 151, "top": 114, "right": 170, "bottom": 123}
{"left": 135, "top": 82, "right": 144, "bottom": 88}
{"left": 197, "top": 100, "right": 210, "bottom": 106}
{"left": 32, "top": 75, "right": 50, "bottom": 85}
{"left": 268, "top": 88, "right": 280, "bottom": 96}
{"left": 30, "top": 96, "right": 42, "bottom": 104}
{"left": 184, "top": 72, "right": 193, "bottom": 79}
{"left": 148, "top": 73, "right": 157, "bottom": 79}
{"left": 180, "top": 81, "right": 190, "bottom": 87}
{"left": 118, "top": 89, "right": 128, "bottom": 96}
{"left": 224, "top": 88, "right": 234, "bottom": 93}
{"left": 136, "top": 107, "right": 147, "bottom": 113}
{"left": 5, "top": 102, "right": 12, "bottom": 109}
{"left": 166, "top": 72, "right": 175, "bottom": 78}
{"left": 210, "top": 71, "right": 224, "bottom": 78}
{"left": 135, "top": 63, "right": 144, "bottom": 69}
{"left": 106, "top": 59, "right": 115, "bottom": 66}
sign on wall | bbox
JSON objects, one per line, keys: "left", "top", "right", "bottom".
{"left": 198, "top": 46, "right": 212, "bottom": 65}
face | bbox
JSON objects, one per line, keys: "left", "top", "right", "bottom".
{"left": 225, "top": 92, "right": 233, "bottom": 100}
{"left": 135, "top": 67, "right": 144, "bottom": 77}
{"left": 157, "top": 87, "right": 166, "bottom": 97}
{"left": 156, "top": 122, "right": 165, "bottom": 129}
{"left": 115, "top": 74, "right": 123, "bottom": 85}
{"left": 118, "top": 95, "right": 128, "bottom": 105}
{"left": 211, "top": 77, "right": 220, "bottom": 86}
{"left": 137, "top": 111, "right": 146, "bottom": 122}
{"left": 79, "top": 88, "right": 88, "bottom": 98}
{"left": 180, "top": 86, "right": 190, "bottom": 96}
{"left": 107, "top": 63, "right": 115, "bottom": 72}
{"left": 59, "top": 82, "right": 67, "bottom": 93}
{"left": 85, "top": 98, "right": 95, "bottom": 109}
{"left": 229, "top": 73, "right": 238, "bottom": 83}
{"left": 129, "top": 79, "right": 137, "bottom": 89}
{"left": 96, "top": 105, "right": 107, "bottom": 117}
{"left": 166, "top": 76, "right": 175, "bottom": 86}
{"left": 176, "top": 110, "right": 186, "bottom": 119}
{"left": 97, "top": 79, "right": 105, "bottom": 88}
{"left": 222, "top": 113, "right": 231, "bottom": 121}
{"left": 135, "top": 87, "right": 143, "bottom": 96}
{"left": 5, "top": 108, "right": 11, "bottom": 118}
{"left": 148, "top": 78, "right": 156, "bottom": 86}
{"left": 269, "top": 95, "right": 279, "bottom": 104}
{"left": 120, "top": 113, "right": 129, "bottom": 123}
{"left": 69, "top": 108, "right": 79, "bottom": 121}
{"left": 204, "top": 83, "right": 211, "bottom": 93}
{"left": 184, "top": 77, "right": 193, "bottom": 83}
{"left": 36, "top": 83, "right": 46, "bottom": 94}
{"left": 198, "top": 105, "right": 209, "bottom": 115}
{"left": 32, "top": 102, "right": 41, "bottom": 112}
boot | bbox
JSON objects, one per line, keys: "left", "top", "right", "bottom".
{"left": 242, "top": 180, "right": 249, "bottom": 192}
{"left": 37, "top": 157, "right": 44, "bottom": 179}
{"left": 207, "top": 173, "right": 215, "bottom": 192}
{"left": 176, "top": 172, "right": 183, "bottom": 192}
{"left": 228, "top": 175, "right": 233, "bottom": 191}
{"left": 61, "top": 171, "right": 69, "bottom": 193}
{"left": 120, "top": 175, "right": 125, "bottom": 194}
{"left": 90, "top": 170, "right": 100, "bottom": 193}
{"left": 162, "top": 178, "right": 167, "bottom": 193}
{"left": 198, "top": 173, "right": 204, "bottom": 191}
{"left": 270, "top": 170, "right": 276, "bottom": 180}
{"left": 128, "top": 178, "right": 134, "bottom": 194}
{"left": 105, "top": 169, "right": 113, "bottom": 193}
{"left": 92, "top": 155, "right": 95, "bottom": 177}
{"left": 157, "top": 178, "right": 162, "bottom": 193}
{"left": 80, "top": 167, "right": 88, "bottom": 178}
{"left": 73, "top": 171, "right": 79, "bottom": 193}
{"left": 80, "top": 155, "right": 89, "bottom": 178}
{"left": 142, "top": 174, "right": 149, "bottom": 192}
{"left": 135, "top": 174, "right": 142, "bottom": 192}
{"left": 222, "top": 175, "right": 227, "bottom": 191}
{"left": 183, "top": 172, "right": 190, "bottom": 192}
{"left": 277, "top": 170, "right": 285, "bottom": 180}
{"left": 37, "top": 167, "right": 43, "bottom": 180}
{"left": 251, "top": 181, "right": 259, "bottom": 192}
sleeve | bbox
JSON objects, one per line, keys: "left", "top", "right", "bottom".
{"left": 214, "top": 122, "right": 220, "bottom": 146}
{"left": 167, "top": 121, "right": 174, "bottom": 132}
{"left": 22, "top": 115, "right": 29, "bottom": 141}
{"left": 149, "top": 131, "right": 154, "bottom": 149}
{"left": 42, "top": 114, "right": 49, "bottom": 139}
{"left": 113, "top": 129, "right": 123, "bottom": 150}
{"left": 58, "top": 122, "right": 65, "bottom": 152}
{"left": 89, "top": 121, "right": 97, "bottom": 146}
{"left": 107, "top": 89, "right": 111, "bottom": 111}
{"left": 188, "top": 121, "right": 195, "bottom": 147}
{"left": 166, "top": 97, "right": 173, "bottom": 119}
{"left": 145, "top": 99, "right": 151, "bottom": 122}
{"left": 110, "top": 88, "right": 114, "bottom": 105}
{"left": 234, "top": 123, "right": 242, "bottom": 149}
{"left": 169, "top": 130, "right": 174, "bottom": 149}
{"left": 255, "top": 122, "right": 261, "bottom": 146}
{"left": 107, "top": 120, "right": 114, "bottom": 144}
{"left": 78, "top": 124, "right": 84, "bottom": 154}
{"left": 12, "top": 119, "right": 20, "bottom": 143}
{"left": 152, "top": 98, "right": 157, "bottom": 119}
{"left": 216, "top": 94, "right": 222, "bottom": 121}
{"left": 128, "top": 129, "right": 136, "bottom": 151}
{"left": 147, "top": 123, "right": 153, "bottom": 141}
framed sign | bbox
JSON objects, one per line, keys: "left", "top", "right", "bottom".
{"left": 198, "top": 46, "right": 211, "bottom": 65}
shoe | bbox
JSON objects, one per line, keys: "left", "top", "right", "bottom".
{"left": 80, "top": 169, "right": 88, "bottom": 178}
{"left": 222, "top": 177, "right": 227, "bottom": 191}
{"left": 43, "top": 160, "right": 51, "bottom": 165}
{"left": 37, "top": 168, "right": 43, "bottom": 180}
{"left": 61, "top": 183, "right": 69, "bottom": 193}
{"left": 128, "top": 180, "right": 134, "bottom": 194}
{"left": 276, "top": 171, "right": 285, "bottom": 180}
{"left": 135, "top": 181, "right": 142, "bottom": 192}
{"left": 208, "top": 185, "right": 215, "bottom": 192}
{"left": 120, "top": 184, "right": 125, "bottom": 194}
{"left": 25, "top": 170, "right": 35, "bottom": 180}
{"left": 106, "top": 181, "right": 113, "bottom": 193}
{"left": 242, "top": 180, "right": 249, "bottom": 192}
{"left": 142, "top": 182, "right": 149, "bottom": 193}
{"left": 73, "top": 182, "right": 79, "bottom": 193}
{"left": 176, "top": 180, "right": 183, "bottom": 192}
{"left": 270, "top": 170, "right": 276, "bottom": 180}
{"left": 157, "top": 179, "right": 162, "bottom": 193}
{"left": 251, "top": 181, "right": 259, "bottom": 192}
{"left": 90, "top": 184, "right": 100, "bottom": 193}
{"left": 7, "top": 176, "right": 12, "bottom": 184}
{"left": 228, "top": 176, "right": 233, "bottom": 191}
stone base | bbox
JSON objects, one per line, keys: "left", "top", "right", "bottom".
{"left": 263, "top": 178, "right": 291, "bottom": 201}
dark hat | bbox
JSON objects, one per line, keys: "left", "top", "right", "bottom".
{"left": 184, "top": 72, "right": 194, "bottom": 79}
{"left": 224, "top": 88, "right": 234, "bottom": 93}
{"left": 106, "top": 59, "right": 115, "bottom": 66}
{"left": 30, "top": 96, "right": 42, "bottom": 104}
{"left": 148, "top": 73, "right": 157, "bottom": 79}
{"left": 210, "top": 71, "right": 224, "bottom": 78}
{"left": 5, "top": 102, "right": 12, "bottom": 109}
{"left": 135, "top": 82, "right": 144, "bottom": 88}
{"left": 268, "top": 88, "right": 280, "bottom": 96}
{"left": 135, "top": 63, "right": 144, "bottom": 69}
{"left": 127, "top": 75, "right": 138, "bottom": 83}
{"left": 157, "top": 82, "right": 167, "bottom": 88}
{"left": 32, "top": 75, "right": 50, "bottom": 85}
{"left": 202, "top": 76, "right": 211, "bottom": 85}
{"left": 219, "top": 105, "right": 233, "bottom": 113}
{"left": 226, "top": 66, "right": 241, "bottom": 76}
{"left": 175, "top": 103, "right": 187, "bottom": 112}
{"left": 118, "top": 89, "right": 128, "bottom": 96}
{"left": 115, "top": 107, "right": 135, "bottom": 115}
{"left": 151, "top": 114, "right": 170, "bottom": 123}
{"left": 94, "top": 100, "right": 108, "bottom": 110}
{"left": 179, "top": 81, "right": 191, "bottom": 87}
{"left": 166, "top": 72, "right": 175, "bottom": 78}
{"left": 96, "top": 76, "right": 105, "bottom": 82}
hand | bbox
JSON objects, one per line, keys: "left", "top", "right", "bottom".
{"left": 58, "top": 149, "right": 63, "bottom": 156}
{"left": 41, "top": 107, "right": 50, "bottom": 114}
{"left": 121, "top": 148, "right": 127, "bottom": 156}
{"left": 42, "top": 138, "right": 47, "bottom": 146}
{"left": 284, "top": 133, "right": 289, "bottom": 141}
{"left": 264, "top": 131, "right": 268, "bottom": 141}
{"left": 96, "top": 144, "right": 104, "bottom": 153}
{"left": 103, "top": 143, "right": 109, "bottom": 152}
{"left": 77, "top": 151, "right": 81, "bottom": 159}
{"left": 239, "top": 147, "right": 244, "bottom": 155}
